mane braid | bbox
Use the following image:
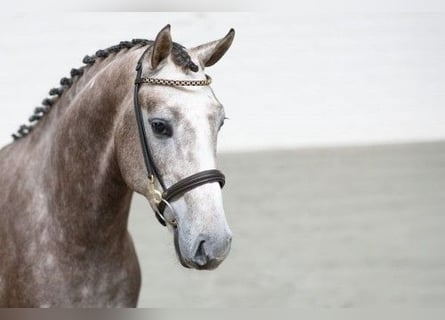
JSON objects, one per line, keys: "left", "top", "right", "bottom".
{"left": 12, "top": 39, "right": 198, "bottom": 141}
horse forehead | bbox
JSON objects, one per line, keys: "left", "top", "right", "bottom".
{"left": 172, "top": 89, "right": 220, "bottom": 110}
{"left": 142, "top": 63, "right": 223, "bottom": 116}
{"left": 147, "top": 84, "right": 222, "bottom": 115}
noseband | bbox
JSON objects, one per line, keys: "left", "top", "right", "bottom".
{"left": 133, "top": 48, "right": 226, "bottom": 227}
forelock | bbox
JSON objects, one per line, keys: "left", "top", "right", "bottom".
{"left": 171, "top": 42, "right": 199, "bottom": 72}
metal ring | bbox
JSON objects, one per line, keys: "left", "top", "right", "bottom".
{"left": 152, "top": 199, "right": 177, "bottom": 227}
{"left": 161, "top": 199, "right": 177, "bottom": 227}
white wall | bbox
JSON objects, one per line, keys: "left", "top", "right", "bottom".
{"left": 0, "top": 12, "right": 444, "bottom": 152}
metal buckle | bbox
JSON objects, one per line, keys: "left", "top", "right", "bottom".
{"left": 148, "top": 175, "right": 163, "bottom": 206}
{"left": 148, "top": 175, "right": 177, "bottom": 227}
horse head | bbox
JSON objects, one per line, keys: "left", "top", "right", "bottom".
{"left": 116, "top": 25, "right": 235, "bottom": 270}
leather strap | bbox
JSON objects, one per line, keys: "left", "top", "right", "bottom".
{"left": 158, "top": 169, "right": 225, "bottom": 213}
{"left": 133, "top": 47, "right": 167, "bottom": 190}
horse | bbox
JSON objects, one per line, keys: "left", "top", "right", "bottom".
{"left": 0, "top": 25, "right": 234, "bottom": 307}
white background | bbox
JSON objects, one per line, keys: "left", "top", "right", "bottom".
{"left": 0, "top": 12, "right": 444, "bottom": 152}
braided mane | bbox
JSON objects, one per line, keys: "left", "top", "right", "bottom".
{"left": 12, "top": 39, "right": 198, "bottom": 140}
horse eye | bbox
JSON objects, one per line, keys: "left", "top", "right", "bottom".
{"left": 150, "top": 119, "right": 172, "bottom": 137}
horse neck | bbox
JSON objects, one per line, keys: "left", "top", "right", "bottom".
{"left": 35, "top": 49, "right": 141, "bottom": 243}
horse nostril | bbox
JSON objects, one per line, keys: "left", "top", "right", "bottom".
{"left": 193, "top": 240, "right": 208, "bottom": 266}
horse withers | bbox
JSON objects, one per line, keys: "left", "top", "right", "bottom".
{"left": 0, "top": 25, "right": 234, "bottom": 307}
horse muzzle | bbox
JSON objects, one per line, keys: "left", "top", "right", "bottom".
{"left": 174, "top": 228, "right": 232, "bottom": 270}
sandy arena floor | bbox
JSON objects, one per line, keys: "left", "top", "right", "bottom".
{"left": 129, "top": 141, "right": 445, "bottom": 307}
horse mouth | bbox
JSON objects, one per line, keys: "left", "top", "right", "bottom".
{"left": 173, "top": 227, "right": 191, "bottom": 269}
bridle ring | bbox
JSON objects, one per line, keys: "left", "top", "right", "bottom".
{"left": 154, "top": 199, "right": 177, "bottom": 227}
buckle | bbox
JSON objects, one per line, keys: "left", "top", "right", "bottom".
{"left": 147, "top": 175, "right": 177, "bottom": 227}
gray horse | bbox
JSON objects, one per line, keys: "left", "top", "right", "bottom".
{"left": 0, "top": 25, "right": 234, "bottom": 307}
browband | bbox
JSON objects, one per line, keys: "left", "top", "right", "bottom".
{"left": 135, "top": 74, "right": 212, "bottom": 87}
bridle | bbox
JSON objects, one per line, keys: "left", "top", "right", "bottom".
{"left": 133, "top": 47, "right": 226, "bottom": 227}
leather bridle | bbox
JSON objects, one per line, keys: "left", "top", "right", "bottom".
{"left": 133, "top": 47, "right": 226, "bottom": 227}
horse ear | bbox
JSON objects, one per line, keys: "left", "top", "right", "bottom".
{"left": 190, "top": 28, "right": 235, "bottom": 67}
{"left": 151, "top": 24, "right": 173, "bottom": 69}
